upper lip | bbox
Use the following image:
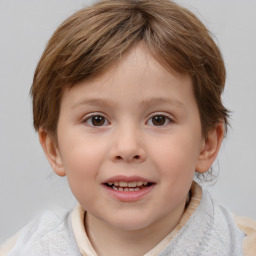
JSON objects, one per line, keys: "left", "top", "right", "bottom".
{"left": 103, "top": 175, "right": 154, "bottom": 184}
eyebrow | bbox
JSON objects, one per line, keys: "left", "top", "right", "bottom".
{"left": 72, "top": 98, "right": 114, "bottom": 109}
{"left": 141, "top": 97, "right": 185, "bottom": 108}
{"left": 72, "top": 97, "right": 185, "bottom": 109}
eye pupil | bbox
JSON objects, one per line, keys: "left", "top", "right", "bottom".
{"left": 152, "top": 116, "right": 166, "bottom": 126}
{"left": 92, "top": 116, "right": 105, "bottom": 126}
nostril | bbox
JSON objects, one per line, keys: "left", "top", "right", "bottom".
{"left": 115, "top": 155, "right": 140, "bottom": 160}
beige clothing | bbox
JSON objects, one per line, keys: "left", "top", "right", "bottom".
{"left": 1, "top": 182, "right": 256, "bottom": 255}
{"left": 235, "top": 215, "right": 256, "bottom": 256}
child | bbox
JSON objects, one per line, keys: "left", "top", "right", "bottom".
{"left": 1, "top": 0, "right": 256, "bottom": 255}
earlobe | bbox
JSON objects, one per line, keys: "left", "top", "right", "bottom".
{"left": 196, "top": 123, "right": 225, "bottom": 173}
{"left": 38, "top": 128, "right": 66, "bottom": 177}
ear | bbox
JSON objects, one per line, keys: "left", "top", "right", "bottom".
{"left": 196, "top": 123, "right": 225, "bottom": 173}
{"left": 38, "top": 128, "right": 66, "bottom": 177}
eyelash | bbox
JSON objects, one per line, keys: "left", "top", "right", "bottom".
{"left": 83, "top": 112, "right": 173, "bottom": 127}
{"left": 83, "top": 114, "right": 110, "bottom": 127}
{"left": 146, "top": 113, "right": 173, "bottom": 127}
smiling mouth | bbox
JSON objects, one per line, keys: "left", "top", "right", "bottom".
{"left": 104, "top": 181, "right": 154, "bottom": 192}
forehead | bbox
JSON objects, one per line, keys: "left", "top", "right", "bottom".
{"left": 61, "top": 44, "right": 195, "bottom": 111}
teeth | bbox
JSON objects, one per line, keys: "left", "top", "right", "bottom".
{"left": 128, "top": 182, "right": 137, "bottom": 187}
{"left": 107, "top": 181, "right": 148, "bottom": 187}
{"left": 111, "top": 186, "right": 142, "bottom": 192}
{"left": 119, "top": 181, "right": 128, "bottom": 187}
{"left": 107, "top": 181, "right": 151, "bottom": 192}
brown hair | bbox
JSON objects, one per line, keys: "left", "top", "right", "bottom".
{"left": 31, "top": 0, "right": 229, "bottom": 138}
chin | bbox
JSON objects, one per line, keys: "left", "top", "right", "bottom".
{"left": 104, "top": 213, "right": 155, "bottom": 231}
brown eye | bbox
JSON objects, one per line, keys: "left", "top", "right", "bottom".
{"left": 152, "top": 116, "right": 166, "bottom": 126}
{"left": 87, "top": 115, "right": 108, "bottom": 126}
{"left": 148, "top": 115, "right": 172, "bottom": 126}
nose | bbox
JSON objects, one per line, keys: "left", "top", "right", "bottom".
{"left": 109, "top": 125, "right": 146, "bottom": 163}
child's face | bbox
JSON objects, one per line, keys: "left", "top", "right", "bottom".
{"left": 44, "top": 44, "right": 215, "bottom": 231}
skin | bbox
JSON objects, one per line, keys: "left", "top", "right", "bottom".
{"left": 40, "top": 44, "right": 224, "bottom": 256}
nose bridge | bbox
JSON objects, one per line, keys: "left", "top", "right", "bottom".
{"left": 110, "top": 121, "right": 146, "bottom": 162}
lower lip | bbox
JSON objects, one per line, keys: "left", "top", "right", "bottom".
{"left": 103, "top": 184, "right": 155, "bottom": 202}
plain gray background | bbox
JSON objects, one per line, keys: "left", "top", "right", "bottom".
{"left": 0, "top": 0, "right": 256, "bottom": 243}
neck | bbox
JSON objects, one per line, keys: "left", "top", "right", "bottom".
{"left": 85, "top": 200, "right": 187, "bottom": 256}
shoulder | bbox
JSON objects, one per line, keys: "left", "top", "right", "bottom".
{"left": 16, "top": 208, "right": 71, "bottom": 245}
{"left": 0, "top": 208, "right": 80, "bottom": 256}
{"left": 203, "top": 191, "right": 256, "bottom": 256}
{"left": 197, "top": 191, "right": 245, "bottom": 255}
{"left": 0, "top": 233, "right": 19, "bottom": 256}
{"left": 234, "top": 215, "right": 256, "bottom": 256}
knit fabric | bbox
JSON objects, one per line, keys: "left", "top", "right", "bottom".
{"left": 2, "top": 184, "right": 246, "bottom": 256}
{"left": 156, "top": 190, "right": 245, "bottom": 256}
{"left": 5, "top": 209, "right": 81, "bottom": 256}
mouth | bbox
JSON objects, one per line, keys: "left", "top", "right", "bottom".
{"left": 104, "top": 181, "right": 154, "bottom": 192}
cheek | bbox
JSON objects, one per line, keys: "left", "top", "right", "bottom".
{"left": 59, "top": 132, "right": 107, "bottom": 171}
{"left": 58, "top": 136, "right": 107, "bottom": 195}
{"left": 151, "top": 134, "right": 200, "bottom": 205}
{"left": 150, "top": 131, "right": 201, "bottom": 177}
